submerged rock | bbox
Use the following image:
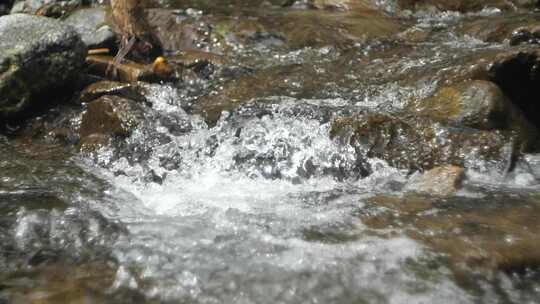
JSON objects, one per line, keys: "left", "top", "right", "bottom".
{"left": 410, "top": 81, "right": 512, "bottom": 130}
{"left": 362, "top": 193, "right": 540, "bottom": 280}
{"left": 404, "top": 165, "right": 465, "bottom": 196}
{"left": 0, "top": 14, "right": 86, "bottom": 119}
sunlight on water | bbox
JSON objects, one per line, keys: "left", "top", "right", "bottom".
{"left": 77, "top": 91, "right": 477, "bottom": 302}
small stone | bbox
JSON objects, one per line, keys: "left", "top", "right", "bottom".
{"left": 79, "top": 133, "right": 110, "bottom": 152}
{"left": 79, "top": 95, "right": 143, "bottom": 139}
{"left": 405, "top": 165, "right": 466, "bottom": 196}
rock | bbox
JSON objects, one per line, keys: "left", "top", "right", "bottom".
{"left": 79, "top": 95, "right": 144, "bottom": 140}
{"left": 79, "top": 80, "right": 146, "bottom": 104}
{"left": 0, "top": 0, "right": 14, "bottom": 15}
{"left": 0, "top": 14, "right": 86, "bottom": 119}
{"left": 9, "top": 0, "right": 26, "bottom": 14}
{"left": 404, "top": 165, "right": 465, "bottom": 196}
{"left": 510, "top": 25, "right": 540, "bottom": 45}
{"left": 362, "top": 193, "right": 540, "bottom": 279}
{"left": 64, "top": 7, "right": 116, "bottom": 49}
{"left": 487, "top": 50, "right": 540, "bottom": 134}
{"left": 409, "top": 80, "right": 539, "bottom": 149}
{"left": 10, "top": 0, "right": 82, "bottom": 16}
{"left": 3, "top": 261, "right": 120, "bottom": 303}
{"left": 411, "top": 81, "right": 512, "bottom": 130}
{"left": 330, "top": 113, "right": 516, "bottom": 174}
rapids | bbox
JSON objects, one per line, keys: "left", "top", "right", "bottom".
{"left": 2, "top": 1, "right": 540, "bottom": 303}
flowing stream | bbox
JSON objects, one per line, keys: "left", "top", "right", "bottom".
{"left": 2, "top": 1, "right": 540, "bottom": 303}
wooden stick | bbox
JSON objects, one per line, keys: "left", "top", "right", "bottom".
{"left": 88, "top": 48, "right": 111, "bottom": 55}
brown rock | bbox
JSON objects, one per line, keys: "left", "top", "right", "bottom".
{"left": 410, "top": 80, "right": 512, "bottom": 130}
{"left": 362, "top": 193, "right": 540, "bottom": 279}
{"left": 405, "top": 165, "right": 465, "bottom": 196}
{"left": 330, "top": 113, "right": 516, "bottom": 173}
{"left": 79, "top": 95, "right": 143, "bottom": 139}
{"left": 3, "top": 261, "right": 118, "bottom": 303}
{"left": 79, "top": 80, "right": 146, "bottom": 104}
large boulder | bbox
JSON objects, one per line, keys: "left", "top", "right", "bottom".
{"left": 0, "top": 14, "right": 86, "bottom": 119}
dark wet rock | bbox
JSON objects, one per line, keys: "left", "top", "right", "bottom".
{"left": 404, "top": 165, "right": 465, "bottom": 196}
{"left": 408, "top": 80, "right": 539, "bottom": 149}
{"left": 0, "top": 0, "right": 14, "bottom": 15}
{"left": 410, "top": 81, "right": 512, "bottom": 130}
{"left": 487, "top": 49, "right": 540, "bottom": 133}
{"left": 362, "top": 193, "right": 540, "bottom": 279}
{"left": 0, "top": 14, "right": 86, "bottom": 119}
{"left": 79, "top": 95, "right": 144, "bottom": 141}
{"left": 330, "top": 113, "right": 516, "bottom": 173}
{"left": 64, "top": 7, "right": 116, "bottom": 49}
{"left": 511, "top": 26, "right": 540, "bottom": 45}
{"left": 79, "top": 80, "right": 147, "bottom": 104}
